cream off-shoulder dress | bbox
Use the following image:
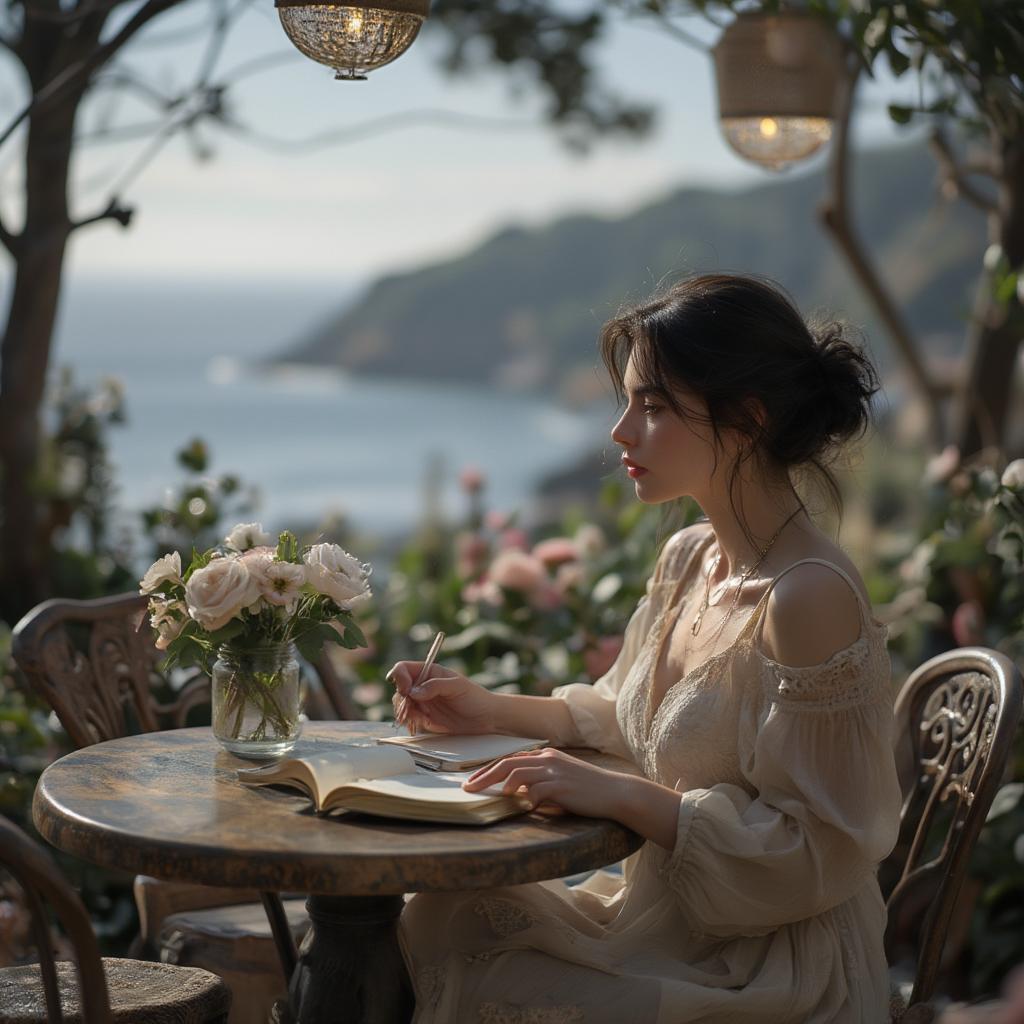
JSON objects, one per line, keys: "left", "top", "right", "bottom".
{"left": 399, "top": 523, "right": 903, "bottom": 1024}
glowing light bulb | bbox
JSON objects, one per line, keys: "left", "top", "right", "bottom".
{"left": 276, "top": 1, "right": 428, "bottom": 81}
{"left": 759, "top": 117, "right": 779, "bottom": 138}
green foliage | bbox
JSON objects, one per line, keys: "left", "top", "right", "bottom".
{"left": 139, "top": 440, "right": 259, "bottom": 563}
{"left": 31, "top": 369, "right": 137, "bottom": 603}
{"left": 879, "top": 451, "right": 1024, "bottom": 995}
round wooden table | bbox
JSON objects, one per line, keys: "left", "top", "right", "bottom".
{"left": 33, "top": 722, "right": 642, "bottom": 1024}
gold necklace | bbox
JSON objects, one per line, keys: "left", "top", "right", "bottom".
{"left": 690, "top": 510, "right": 800, "bottom": 637}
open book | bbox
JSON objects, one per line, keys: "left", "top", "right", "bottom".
{"left": 236, "top": 743, "right": 535, "bottom": 825}
{"left": 376, "top": 732, "right": 547, "bottom": 770}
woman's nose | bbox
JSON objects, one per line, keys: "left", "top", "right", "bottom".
{"left": 611, "top": 409, "right": 635, "bottom": 449}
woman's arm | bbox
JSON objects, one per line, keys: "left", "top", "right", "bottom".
{"left": 489, "top": 691, "right": 579, "bottom": 747}
{"left": 464, "top": 748, "right": 685, "bottom": 850}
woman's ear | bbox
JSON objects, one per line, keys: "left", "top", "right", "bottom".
{"left": 746, "top": 397, "right": 769, "bottom": 434}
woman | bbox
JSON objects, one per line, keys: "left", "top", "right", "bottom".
{"left": 388, "top": 273, "right": 903, "bottom": 1023}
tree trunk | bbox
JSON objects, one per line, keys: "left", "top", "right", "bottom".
{"left": 954, "top": 134, "right": 1024, "bottom": 458}
{"left": 0, "top": 95, "right": 78, "bottom": 623}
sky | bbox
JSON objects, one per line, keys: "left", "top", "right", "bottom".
{"left": 0, "top": 2, "right": 924, "bottom": 290}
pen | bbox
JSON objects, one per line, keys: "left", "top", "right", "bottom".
{"left": 400, "top": 630, "right": 445, "bottom": 734}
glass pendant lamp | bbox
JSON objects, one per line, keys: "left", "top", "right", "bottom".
{"left": 276, "top": 0, "right": 429, "bottom": 81}
{"left": 713, "top": 10, "right": 844, "bottom": 170}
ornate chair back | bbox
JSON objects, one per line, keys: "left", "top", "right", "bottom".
{"left": 0, "top": 814, "right": 112, "bottom": 1024}
{"left": 11, "top": 593, "right": 207, "bottom": 748}
{"left": 883, "top": 646, "right": 1022, "bottom": 1008}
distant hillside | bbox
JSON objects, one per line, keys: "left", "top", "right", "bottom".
{"left": 278, "top": 142, "right": 988, "bottom": 402}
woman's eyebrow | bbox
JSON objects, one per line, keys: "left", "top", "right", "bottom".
{"left": 627, "top": 384, "right": 663, "bottom": 399}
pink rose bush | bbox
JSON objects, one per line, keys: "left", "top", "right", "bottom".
{"left": 140, "top": 522, "right": 371, "bottom": 670}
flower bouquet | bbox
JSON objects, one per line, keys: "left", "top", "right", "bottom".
{"left": 140, "top": 522, "right": 371, "bottom": 757}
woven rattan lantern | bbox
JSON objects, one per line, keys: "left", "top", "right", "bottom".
{"left": 275, "top": 0, "right": 429, "bottom": 81}
{"left": 713, "top": 11, "right": 844, "bottom": 170}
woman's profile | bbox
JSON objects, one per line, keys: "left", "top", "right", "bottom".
{"left": 388, "top": 273, "right": 903, "bottom": 1023}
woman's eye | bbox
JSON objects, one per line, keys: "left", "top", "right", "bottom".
{"left": 643, "top": 404, "right": 663, "bottom": 416}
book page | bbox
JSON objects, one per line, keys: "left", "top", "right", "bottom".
{"left": 334, "top": 771, "right": 511, "bottom": 806}
{"left": 306, "top": 746, "right": 416, "bottom": 790}
{"left": 238, "top": 744, "right": 416, "bottom": 803}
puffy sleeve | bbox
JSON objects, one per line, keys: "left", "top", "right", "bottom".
{"left": 659, "top": 639, "right": 903, "bottom": 937}
{"left": 551, "top": 524, "right": 707, "bottom": 758}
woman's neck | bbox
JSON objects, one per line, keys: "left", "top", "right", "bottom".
{"left": 698, "top": 477, "right": 807, "bottom": 579}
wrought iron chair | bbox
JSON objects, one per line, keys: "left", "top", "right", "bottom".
{"left": 0, "top": 814, "right": 231, "bottom": 1023}
{"left": 883, "top": 646, "right": 1023, "bottom": 1023}
{"left": 11, "top": 592, "right": 360, "bottom": 1023}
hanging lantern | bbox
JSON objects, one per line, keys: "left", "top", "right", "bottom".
{"left": 713, "top": 11, "right": 844, "bottom": 171}
{"left": 275, "top": 0, "right": 429, "bottom": 81}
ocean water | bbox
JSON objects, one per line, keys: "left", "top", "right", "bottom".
{"left": 49, "top": 275, "right": 613, "bottom": 540}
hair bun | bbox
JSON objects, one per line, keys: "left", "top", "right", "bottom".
{"left": 807, "top": 319, "right": 879, "bottom": 456}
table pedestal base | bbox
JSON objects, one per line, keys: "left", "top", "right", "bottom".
{"left": 284, "top": 894, "right": 414, "bottom": 1024}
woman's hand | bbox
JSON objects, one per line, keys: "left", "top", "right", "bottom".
{"left": 386, "top": 661, "right": 498, "bottom": 735}
{"left": 462, "top": 748, "right": 629, "bottom": 819}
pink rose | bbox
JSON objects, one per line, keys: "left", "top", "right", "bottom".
{"left": 484, "top": 510, "right": 510, "bottom": 531}
{"left": 583, "top": 635, "right": 624, "bottom": 682}
{"left": 529, "top": 582, "right": 564, "bottom": 611}
{"left": 532, "top": 537, "right": 579, "bottom": 566}
{"left": 951, "top": 601, "right": 985, "bottom": 647}
{"left": 489, "top": 550, "right": 546, "bottom": 593}
{"left": 498, "top": 528, "right": 529, "bottom": 552}
{"left": 455, "top": 532, "right": 490, "bottom": 579}
{"left": 459, "top": 466, "right": 485, "bottom": 494}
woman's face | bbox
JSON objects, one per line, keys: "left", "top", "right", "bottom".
{"left": 610, "top": 351, "right": 725, "bottom": 505}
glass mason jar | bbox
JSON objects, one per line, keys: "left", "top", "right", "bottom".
{"left": 211, "top": 641, "right": 302, "bottom": 759}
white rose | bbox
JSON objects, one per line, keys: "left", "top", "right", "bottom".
{"left": 574, "top": 523, "right": 606, "bottom": 559}
{"left": 140, "top": 552, "right": 182, "bottom": 595}
{"left": 225, "top": 522, "right": 273, "bottom": 552}
{"left": 149, "top": 597, "right": 187, "bottom": 650}
{"left": 246, "top": 552, "right": 307, "bottom": 611}
{"left": 185, "top": 556, "right": 260, "bottom": 631}
{"left": 1002, "top": 459, "right": 1024, "bottom": 490}
{"left": 303, "top": 543, "right": 371, "bottom": 609}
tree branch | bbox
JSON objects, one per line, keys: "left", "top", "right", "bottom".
{"left": 818, "top": 50, "right": 947, "bottom": 449}
{"left": 0, "top": 0, "right": 183, "bottom": 151}
{"left": 0, "top": 211, "right": 21, "bottom": 258}
{"left": 929, "top": 127, "right": 998, "bottom": 215}
{"left": 217, "top": 107, "right": 538, "bottom": 153}
{"left": 69, "top": 196, "right": 133, "bottom": 233}
{"left": 21, "top": 0, "right": 128, "bottom": 25}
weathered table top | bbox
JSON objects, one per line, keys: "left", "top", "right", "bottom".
{"left": 32, "top": 722, "right": 643, "bottom": 896}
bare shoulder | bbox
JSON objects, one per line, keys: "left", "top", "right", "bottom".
{"left": 761, "top": 561, "right": 864, "bottom": 669}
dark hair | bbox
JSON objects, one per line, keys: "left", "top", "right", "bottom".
{"left": 600, "top": 272, "right": 880, "bottom": 529}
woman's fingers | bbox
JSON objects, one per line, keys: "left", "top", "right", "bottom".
{"left": 464, "top": 760, "right": 548, "bottom": 793}
{"left": 466, "top": 751, "right": 544, "bottom": 786}
{"left": 405, "top": 675, "right": 464, "bottom": 702}
{"left": 386, "top": 661, "right": 422, "bottom": 696}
